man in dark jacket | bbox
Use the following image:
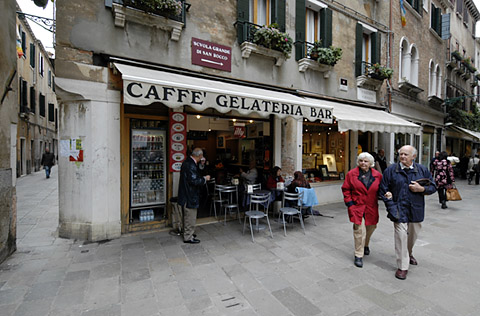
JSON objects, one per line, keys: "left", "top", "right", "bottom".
{"left": 178, "top": 148, "right": 210, "bottom": 244}
{"left": 379, "top": 145, "right": 436, "bottom": 280}
{"left": 40, "top": 148, "right": 55, "bottom": 179}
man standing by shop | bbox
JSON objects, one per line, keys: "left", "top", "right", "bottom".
{"left": 178, "top": 148, "right": 210, "bottom": 244}
{"left": 40, "top": 147, "right": 55, "bottom": 179}
{"left": 379, "top": 145, "right": 436, "bottom": 280}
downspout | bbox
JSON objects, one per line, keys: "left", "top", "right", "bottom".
{"left": 387, "top": 0, "right": 393, "bottom": 113}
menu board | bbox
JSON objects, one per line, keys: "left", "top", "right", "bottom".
{"left": 169, "top": 112, "right": 187, "bottom": 172}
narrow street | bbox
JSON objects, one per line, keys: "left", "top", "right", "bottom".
{"left": 1, "top": 168, "right": 480, "bottom": 315}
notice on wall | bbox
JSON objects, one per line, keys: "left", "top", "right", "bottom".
{"left": 169, "top": 112, "right": 187, "bottom": 172}
{"left": 60, "top": 139, "right": 84, "bottom": 162}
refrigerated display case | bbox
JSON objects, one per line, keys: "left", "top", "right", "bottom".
{"left": 130, "top": 121, "right": 166, "bottom": 223}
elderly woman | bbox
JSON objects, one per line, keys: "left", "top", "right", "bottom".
{"left": 341, "top": 152, "right": 382, "bottom": 268}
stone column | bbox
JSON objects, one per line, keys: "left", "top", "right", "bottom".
{"left": 56, "top": 74, "right": 122, "bottom": 241}
{"left": 281, "top": 117, "right": 299, "bottom": 176}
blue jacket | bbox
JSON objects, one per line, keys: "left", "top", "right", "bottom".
{"left": 178, "top": 157, "right": 206, "bottom": 209}
{"left": 379, "top": 162, "right": 436, "bottom": 223}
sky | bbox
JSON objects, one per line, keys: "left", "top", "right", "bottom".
{"left": 15, "top": 0, "right": 480, "bottom": 59}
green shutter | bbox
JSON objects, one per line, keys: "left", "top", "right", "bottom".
{"left": 436, "top": 7, "right": 442, "bottom": 36}
{"left": 320, "top": 8, "right": 332, "bottom": 48}
{"left": 295, "top": 0, "right": 306, "bottom": 61}
{"left": 237, "top": 0, "right": 249, "bottom": 44}
{"left": 355, "top": 23, "right": 363, "bottom": 77}
{"left": 371, "top": 32, "right": 381, "bottom": 65}
{"left": 272, "top": 0, "right": 286, "bottom": 32}
{"left": 30, "top": 43, "right": 35, "bottom": 68}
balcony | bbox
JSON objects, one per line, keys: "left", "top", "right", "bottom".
{"left": 356, "top": 62, "right": 392, "bottom": 91}
{"left": 111, "top": 0, "right": 190, "bottom": 41}
{"left": 235, "top": 21, "right": 292, "bottom": 67}
{"left": 294, "top": 41, "right": 342, "bottom": 78}
{"left": 398, "top": 80, "right": 424, "bottom": 95}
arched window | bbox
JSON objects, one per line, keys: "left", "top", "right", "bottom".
{"left": 409, "top": 44, "right": 419, "bottom": 86}
{"left": 399, "top": 37, "right": 410, "bottom": 82}
{"left": 428, "top": 60, "right": 435, "bottom": 96}
{"left": 435, "top": 64, "right": 442, "bottom": 98}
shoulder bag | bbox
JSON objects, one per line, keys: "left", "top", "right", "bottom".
{"left": 446, "top": 184, "right": 462, "bottom": 201}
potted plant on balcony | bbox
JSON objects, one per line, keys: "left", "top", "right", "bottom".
{"left": 367, "top": 63, "right": 393, "bottom": 80}
{"left": 253, "top": 23, "right": 293, "bottom": 58}
{"left": 307, "top": 41, "right": 322, "bottom": 60}
{"left": 124, "top": 0, "right": 182, "bottom": 17}
{"left": 452, "top": 50, "right": 463, "bottom": 61}
{"left": 462, "top": 57, "right": 477, "bottom": 73}
{"left": 316, "top": 46, "right": 343, "bottom": 66}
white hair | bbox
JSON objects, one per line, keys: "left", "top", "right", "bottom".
{"left": 191, "top": 148, "right": 203, "bottom": 157}
{"left": 398, "top": 145, "right": 417, "bottom": 156}
{"left": 357, "top": 152, "right": 375, "bottom": 168}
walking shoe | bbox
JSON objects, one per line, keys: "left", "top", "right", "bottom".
{"left": 395, "top": 269, "right": 408, "bottom": 280}
{"left": 184, "top": 238, "right": 200, "bottom": 244}
{"left": 364, "top": 246, "right": 370, "bottom": 256}
{"left": 354, "top": 256, "right": 363, "bottom": 268}
{"left": 441, "top": 202, "right": 448, "bottom": 209}
{"left": 409, "top": 256, "right": 418, "bottom": 265}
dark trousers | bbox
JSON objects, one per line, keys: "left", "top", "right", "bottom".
{"left": 468, "top": 172, "right": 479, "bottom": 185}
{"left": 44, "top": 166, "right": 51, "bottom": 178}
{"left": 438, "top": 187, "right": 447, "bottom": 204}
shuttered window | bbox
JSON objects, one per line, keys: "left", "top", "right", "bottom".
{"left": 48, "top": 103, "right": 55, "bottom": 122}
{"left": 30, "top": 43, "right": 36, "bottom": 68}
{"left": 30, "top": 87, "right": 36, "bottom": 113}
{"left": 237, "top": 0, "right": 286, "bottom": 43}
{"left": 355, "top": 23, "right": 381, "bottom": 77}
{"left": 39, "top": 94, "right": 46, "bottom": 117}
{"left": 19, "top": 78, "right": 28, "bottom": 113}
{"left": 431, "top": 3, "right": 442, "bottom": 36}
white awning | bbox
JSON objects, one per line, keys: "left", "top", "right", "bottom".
{"left": 305, "top": 98, "right": 421, "bottom": 134}
{"left": 113, "top": 63, "right": 333, "bottom": 123}
{"left": 450, "top": 126, "right": 480, "bottom": 141}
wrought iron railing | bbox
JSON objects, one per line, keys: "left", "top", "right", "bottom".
{"left": 113, "top": 0, "right": 190, "bottom": 24}
{"left": 294, "top": 40, "right": 316, "bottom": 60}
{"left": 234, "top": 20, "right": 264, "bottom": 44}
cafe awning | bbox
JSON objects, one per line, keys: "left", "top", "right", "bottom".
{"left": 448, "top": 126, "right": 480, "bottom": 141}
{"left": 305, "top": 98, "right": 421, "bottom": 134}
{"left": 112, "top": 63, "right": 333, "bottom": 123}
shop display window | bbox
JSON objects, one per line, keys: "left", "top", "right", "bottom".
{"left": 302, "top": 123, "right": 345, "bottom": 182}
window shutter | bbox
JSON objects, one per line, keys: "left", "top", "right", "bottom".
{"left": 237, "top": 0, "right": 250, "bottom": 44}
{"left": 39, "top": 94, "right": 45, "bottom": 117}
{"left": 355, "top": 23, "right": 363, "bottom": 77}
{"left": 48, "top": 103, "right": 55, "bottom": 122}
{"left": 30, "top": 87, "right": 36, "bottom": 113}
{"left": 431, "top": 3, "right": 436, "bottom": 29}
{"left": 272, "top": 0, "right": 286, "bottom": 32}
{"left": 371, "top": 32, "right": 381, "bottom": 65}
{"left": 436, "top": 7, "right": 442, "bottom": 36}
{"left": 30, "top": 43, "right": 35, "bottom": 68}
{"left": 295, "top": 0, "right": 306, "bottom": 61}
{"left": 319, "top": 8, "right": 332, "bottom": 48}
{"left": 21, "top": 32, "right": 26, "bottom": 56}
{"left": 21, "top": 79, "right": 28, "bottom": 112}
{"left": 441, "top": 13, "right": 451, "bottom": 40}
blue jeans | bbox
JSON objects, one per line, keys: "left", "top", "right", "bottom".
{"left": 45, "top": 166, "right": 51, "bottom": 178}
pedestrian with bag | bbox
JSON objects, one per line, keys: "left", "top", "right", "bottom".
{"left": 41, "top": 148, "right": 55, "bottom": 179}
{"left": 467, "top": 154, "right": 480, "bottom": 185}
{"left": 379, "top": 145, "right": 436, "bottom": 280}
{"left": 432, "top": 151, "right": 455, "bottom": 209}
{"left": 342, "top": 152, "right": 382, "bottom": 268}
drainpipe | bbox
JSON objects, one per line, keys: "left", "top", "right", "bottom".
{"left": 387, "top": 0, "right": 393, "bottom": 113}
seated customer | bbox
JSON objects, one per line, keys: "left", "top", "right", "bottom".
{"left": 287, "top": 171, "right": 313, "bottom": 216}
{"left": 267, "top": 166, "right": 285, "bottom": 189}
{"left": 240, "top": 160, "right": 258, "bottom": 184}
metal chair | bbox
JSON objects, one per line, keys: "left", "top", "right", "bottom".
{"left": 211, "top": 183, "right": 228, "bottom": 220}
{"left": 278, "top": 191, "right": 305, "bottom": 236}
{"left": 243, "top": 192, "right": 273, "bottom": 242}
{"left": 219, "top": 185, "right": 241, "bottom": 225}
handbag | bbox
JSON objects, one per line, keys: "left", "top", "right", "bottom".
{"left": 446, "top": 184, "right": 462, "bottom": 201}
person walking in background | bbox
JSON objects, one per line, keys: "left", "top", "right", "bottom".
{"left": 467, "top": 154, "right": 480, "bottom": 185}
{"left": 375, "top": 149, "right": 388, "bottom": 173}
{"left": 178, "top": 148, "right": 210, "bottom": 244}
{"left": 430, "top": 151, "right": 439, "bottom": 172}
{"left": 40, "top": 148, "right": 55, "bottom": 179}
{"left": 379, "top": 145, "right": 436, "bottom": 280}
{"left": 432, "top": 151, "right": 455, "bottom": 209}
{"left": 342, "top": 152, "right": 382, "bottom": 268}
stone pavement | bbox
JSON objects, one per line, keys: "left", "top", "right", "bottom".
{"left": 1, "top": 167, "right": 480, "bottom": 316}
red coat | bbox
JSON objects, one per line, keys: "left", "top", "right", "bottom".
{"left": 341, "top": 167, "right": 382, "bottom": 225}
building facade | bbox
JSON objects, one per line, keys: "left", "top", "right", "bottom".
{"left": 0, "top": 0, "right": 18, "bottom": 263}
{"left": 16, "top": 9, "right": 58, "bottom": 177}
{"left": 56, "top": 0, "right": 423, "bottom": 240}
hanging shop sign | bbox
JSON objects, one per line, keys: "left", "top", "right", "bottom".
{"left": 169, "top": 112, "right": 187, "bottom": 172}
{"left": 191, "top": 38, "right": 231, "bottom": 72}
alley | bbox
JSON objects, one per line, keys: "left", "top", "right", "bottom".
{"left": 1, "top": 169, "right": 480, "bottom": 315}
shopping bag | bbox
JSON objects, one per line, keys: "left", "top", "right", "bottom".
{"left": 446, "top": 185, "right": 462, "bottom": 201}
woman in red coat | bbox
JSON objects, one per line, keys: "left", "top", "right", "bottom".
{"left": 341, "top": 152, "right": 382, "bottom": 268}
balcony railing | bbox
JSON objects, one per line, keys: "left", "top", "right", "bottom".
{"left": 294, "top": 41, "right": 317, "bottom": 61}
{"left": 234, "top": 20, "right": 264, "bottom": 44}
{"left": 360, "top": 61, "right": 392, "bottom": 80}
{"left": 112, "top": 0, "right": 190, "bottom": 24}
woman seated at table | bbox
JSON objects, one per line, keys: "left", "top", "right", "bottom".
{"left": 266, "top": 166, "right": 285, "bottom": 189}
{"left": 287, "top": 171, "right": 311, "bottom": 217}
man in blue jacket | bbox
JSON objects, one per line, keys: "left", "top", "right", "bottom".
{"left": 178, "top": 148, "right": 210, "bottom": 244}
{"left": 379, "top": 145, "right": 436, "bottom": 280}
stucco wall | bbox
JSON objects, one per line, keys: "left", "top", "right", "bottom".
{"left": 0, "top": 0, "right": 18, "bottom": 262}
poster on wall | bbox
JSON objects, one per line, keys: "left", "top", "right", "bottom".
{"left": 169, "top": 112, "right": 187, "bottom": 172}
